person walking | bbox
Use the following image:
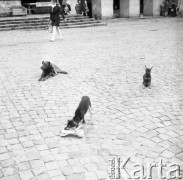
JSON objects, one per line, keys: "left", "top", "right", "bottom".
{"left": 50, "top": 0, "right": 66, "bottom": 42}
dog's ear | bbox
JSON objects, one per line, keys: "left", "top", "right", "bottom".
{"left": 145, "top": 65, "right": 147, "bottom": 69}
{"left": 48, "top": 62, "right": 52, "bottom": 67}
{"left": 42, "top": 61, "right": 44, "bottom": 64}
{"left": 150, "top": 66, "right": 153, "bottom": 70}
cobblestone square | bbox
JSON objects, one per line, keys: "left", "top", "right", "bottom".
{"left": 0, "top": 17, "right": 183, "bottom": 180}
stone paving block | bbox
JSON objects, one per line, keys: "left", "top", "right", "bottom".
{"left": 7, "top": 139, "right": 19, "bottom": 145}
{"left": 161, "top": 150, "right": 175, "bottom": 159}
{"left": 40, "top": 150, "right": 51, "bottom": 156}
{"left": 85, "top": 163, "right": 98, "bottom": 172}
{"left": 158, "top": 134, "right": 170, "bottom": 140}
{"left": 36, "top": 144, "right": 49, "bottom": 151}
{"left": 67, "top": 173, "right": 85, "bottom": 180}
{"left": 17, "top": 162, "right": 30, "bottom": 171}
{"left": 151, "top": 136, "right": 162, "bottom": 143}
{"left": 67, "top": 159, "right": 80, "bottom": 166}
{"left": 0, "top": 147, "right": 8, "bottom": 154}
{"left": 175, "top": 152, "right": 183, "bottom": 161}
{"left": 58, "top": 160, "right": 69, "bottom": 168}
{"left": 48, "top": 169, "right": 62, "bottom": 177}
{"left": 30, "top": 159, "right": 44, "bottom": 168}
{"left": 84, "top": 172, "right": 98, "bottom": 180}
{"left": 0, "top": 153, "right": 11, "bottom": 161}
{"left": 45, "top": 161, "right": 59, "bottom": 171}
{"left": 96, "top": 170, "right": 109, "bottom": 180}
{"left": 21, "top": 141, "right": 34, "bottom": 148}
{"left": 72, "top": 165, "right": 86, "bottom": 173}
{"left": 32, "top": 167, "right": 46, "bottom": 176}
{"left": 3, "top": 174, "right": 21, "bottom": 180}
{"left": 42, "top": 155, "right": 55, "bottom": 163}
{"left": 36, "top": 173, "right": 50, "bottom": 180}
{"left": 0, "top": 170, "right": 3, "bottom": 178}
{"left": 2, "top": 166, "right": 18, "bottom": 176}
{"left": 52, "top": 175, "right": 66, "bottom": 180}
{"left": 19, "top": 170, "right": 34, "bottom": 180}
{"left": 62, "top": 166, "right": 73, "bottom": 176}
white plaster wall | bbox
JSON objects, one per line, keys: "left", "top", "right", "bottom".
{"left": 129, "top": 0, "right": 140, "bottom": 17}
{"left": 101, "top": 0, "right": 113, "bottom": 18}
{"left": 153, "top": 0, "right": 163, "bottom": 16}
{"left": 179, "top": 0, "right": 183, "bottom": 15}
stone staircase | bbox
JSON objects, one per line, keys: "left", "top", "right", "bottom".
{"left": 0, "top": 14, "right": 106, "bottom": 31}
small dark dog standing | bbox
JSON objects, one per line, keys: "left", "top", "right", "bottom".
{"left": 143, "top": 66, "right": 153, "bottom": 88}
{"left": 39, "top": 61, "right": 68, "bottom": 81}
{"left": 64, "top": 96, "right": 92, "bottom": 130}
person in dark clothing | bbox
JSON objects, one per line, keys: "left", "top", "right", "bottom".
{"left": 80, "top": 0, "right": 88, "bottom": 16}
{"left": 170, "top": 1, "right": 177, "bottom": 16}
{"left": 75, "top": 0, "right": 82, "bottom": 14}
{"left": 59, "top": 0, "right": 63, "bottom": 7}
{"left": 50, "top": 0, "right": 66, "bottom": 41}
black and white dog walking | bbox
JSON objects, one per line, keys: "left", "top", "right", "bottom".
{"left": 64, "top": 96, "right": 92, "bottom": 130}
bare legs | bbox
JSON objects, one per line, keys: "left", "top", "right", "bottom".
{"left": 51, "top": 26, "right": 63, "bottom": 41}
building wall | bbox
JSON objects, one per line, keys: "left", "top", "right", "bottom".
{"left": 120, "top": 0, "right": 130, "bottom": 17}
{"left": 120, "top": 0, "right": 140, "bottom": 17}
{"left": 180, "top": 0, "right": 183, "bottom": 15}
{"left": 0, "top": 0, "right": 22, "bottom": 16}
{"left": 101, "top": 0, "right": 113, "bottom": 18}
{"left": 144, "top": 0, "right": 153, "bottom": 16}
{"left": 92, "top": 0, "right": 102, "bottom": 19}
{"left": 153, "top": 0, "right": 164, "bottom": 16}
{"left": 129, "top": 0, "right": 140, "bottom": 17}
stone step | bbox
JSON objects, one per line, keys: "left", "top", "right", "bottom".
{"left": 0, "top": 14, "right": 106, "bottom": 31}
{"left": 0, "top": 18, "right": 96, "bottom": 25}
{"left": 0, "top": 18, "right": 95, "bottom": 25}
{"left": 0, "top": 22, "right": 107, "bottom": 31}
{"left": 0, "top": 20, "right": 102, "bottom": 28}
{"left": 0, "top": 14, "right": 89, "bottom": 22}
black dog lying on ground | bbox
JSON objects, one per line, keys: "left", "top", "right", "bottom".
{"left": 64, "top": 96, "right": 92, "bottom": 130}
{"left": 143, "top": 66, "right": 153, "bottom": 87}
{"left": 39, "top": 61, "right": 68, "bottom": 81}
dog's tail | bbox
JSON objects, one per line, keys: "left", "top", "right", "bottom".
{"left": 57, "top": 70, "right": 68, "bottom": 74}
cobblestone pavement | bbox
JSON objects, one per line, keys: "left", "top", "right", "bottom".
{"left": 0, "top": 17, "right": 183, "bottom": 180}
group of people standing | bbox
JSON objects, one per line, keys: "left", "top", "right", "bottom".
{"left": 160, "top": 0, "right": 179, "bottom": 17}
{"left": 75, "top": 0, "right": 89, "bottom": 16}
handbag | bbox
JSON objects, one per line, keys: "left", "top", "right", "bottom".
{"left": 48, "top": 22, "right": 53, "bottom": 33}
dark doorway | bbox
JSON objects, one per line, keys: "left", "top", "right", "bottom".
{"left": 87, "top": 0, "right": 92, "bottom": 18}
{"left": 114, "top": 0, "right": 120, "bottom": 10}
{"left": 140, "top": 0, "right": 144, "bottom": 14}
{"left": 113, "top": 0, "right": 120, "bottom": 18}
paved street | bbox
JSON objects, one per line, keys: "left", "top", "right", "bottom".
{"left": 0, "top": 17, "right": 183, "bottom": 180}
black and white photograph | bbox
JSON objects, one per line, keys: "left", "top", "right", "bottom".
{"left": 0, "top": 0, "right": 183, "bottom": 179}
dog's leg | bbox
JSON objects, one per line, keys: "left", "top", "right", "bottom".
{"left": 39, "top": 73, "right": 45, "bottom": 81}
{"left": 89, "top": 105, "right": 93, "bottom": 124}
{"left": 82, "top": 115, "right": 86, "bottom": 124}
{"left": 42, "top": 75, "right": 51, "bottom": 81}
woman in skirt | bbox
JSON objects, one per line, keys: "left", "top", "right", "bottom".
{"left": 50, "top": 0, "right": 66, "bottom": 42}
